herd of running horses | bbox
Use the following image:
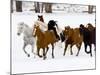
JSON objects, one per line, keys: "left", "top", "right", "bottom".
{"left": 17, "top": 15, "right": 96, "bottom": 60}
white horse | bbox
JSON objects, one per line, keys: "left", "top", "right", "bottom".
{"left": 17, "top": 22, "right": 36, "bottom": 57}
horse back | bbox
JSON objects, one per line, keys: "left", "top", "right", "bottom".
{"left": 72, "top": 28, "right": 83, "bottom": 43}
{"left": 44, "top": 30, "right": 57, "bottom": 43}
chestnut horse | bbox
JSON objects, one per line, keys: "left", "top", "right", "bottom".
{"left": 33, "top": 25, "right": 57, "bottom": 60}
{"left": 63, "top": 26, "right": 83, "bottom": 56}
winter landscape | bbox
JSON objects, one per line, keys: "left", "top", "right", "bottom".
{"left": 11, "top": 1, "right": 96, "bottom": 74}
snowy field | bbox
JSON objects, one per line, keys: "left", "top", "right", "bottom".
{"left": 11, "top": 12, "right": 96, "bottom": 74}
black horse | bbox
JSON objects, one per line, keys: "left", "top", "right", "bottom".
{"left": 48, "top": 20, "right": 60, "bottom": 40}
{"left": 79, "top": 24, "right": 96, "bottom": 56}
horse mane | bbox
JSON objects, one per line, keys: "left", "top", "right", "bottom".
{"left": 34, "top": 21, "right": 47, "bottom": 29}
{"left": 35, "top": 26, "right": 45, "bottom": 38}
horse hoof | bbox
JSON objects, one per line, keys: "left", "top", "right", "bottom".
{"left": 28, "top": 54, "right": 30, "bottom": 57}
{"left": 52, "top": 56, "right": 54, "bottom": 58}
{"left": 76, "top": 55, "right": 78, "bottom": 56}
{"left": 43, "top": 57, "right": 46, "bottom": 60}
{"left": 39, "top": 55, "right": 42, "bottom": 58}
{"left": 90, "top": 54, "right": 92, "bottom": 57}
{"left": 71, "top": 53, "right": 73, "bottom": 55}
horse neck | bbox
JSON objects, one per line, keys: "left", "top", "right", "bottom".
{"left": 39, "top": 17, "right": 44, "bottom": 22}
{"left": 23, "top": 26, "right": 33, "bottom": 37}
{"left": 36, "top": 28, "right": 44, "bottom": 39}
{"left": 67, "top": 29, "right": 74, "bottom": 38}
{"left": 40, "top": 18, "right": 44, "bottom": 22}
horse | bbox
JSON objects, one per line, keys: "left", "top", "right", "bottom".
{"left": 17, "top": 22, "right": 36, "bottom": 57}
{"left": 33, "top": 25, "right": 57, "bottom": 60}
{"left": 79, "top": 24, "right": 96, "bottom": 56}
{"left": 63, "top": 26, "right": 83, "bottom": 56}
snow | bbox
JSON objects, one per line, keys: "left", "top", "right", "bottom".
{"left": 11, "top": 12, "right": 96, "bottom": 74}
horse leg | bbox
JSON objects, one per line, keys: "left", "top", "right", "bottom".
{"left": 84, "top": 43, "right": 92, "bottom": 55}
{"left": 85, "top": 43, "right": 88, "bottom": 54}
{"left": 70, "top": 44, "right": 73, "bottom": 55}
{"left": 94, "top": 43, "right": 96, "bottom": 51}
{"left": 23, "top": 43, "right": 30, "bottom": 57}
{"left": 63, "top": 43, "right": 68, "bottom": 56}
{"left": 51, "top": 44, "right": 54, "bottom": 58}
{"left": 89, "top": 44, "right": 92, "bottom": 57}
{"left": 76, "top": 43, "right": 81, "bottom": 56}
{"left": 43, "top": 48, "right": 46, "bottom": 60}
{"left": 45, "top": 46, "right": 49, "bottom": 55}
{"left": 37, "top": 48, "right": 42, "bottom": 58}
{"left": 32, "top": 44, "right": 36, "bottom": 58}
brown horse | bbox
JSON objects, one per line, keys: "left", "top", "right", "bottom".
{"left": 63, "top": 26, "right": 83, "bottom": 56}
{"left": 33, "top": 25, "right": 57, "bottom": 60}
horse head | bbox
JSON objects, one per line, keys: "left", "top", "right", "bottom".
{"left": 17, "top": 22, "right": 25, "bottom": 36}
{"left": 63, "top": 26, "right": 72, "bottom": 40}
{"left": 48, "top": 20, "right": 58, "bottom": 29}
{"left": 17, "top": 22, "right": 29, "bottom": 36}
{"left": 79, "top": 24, "right": 85, "bottom": 33}
{"left": 86, "top": 23, "right": 94, "bottom": 31}
{"left": 38, "top": 15, "right": 44, "bottom": 22}
{"left": 33, "top": 24, "right": 40, "bottom": 37}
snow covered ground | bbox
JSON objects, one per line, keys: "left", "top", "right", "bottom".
{"left": 11, "top": 12, "right": 96, "bottom": 74}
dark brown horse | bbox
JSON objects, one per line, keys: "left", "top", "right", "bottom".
{"left": 79, "top": 23, "right": 96, "bottom": 56}
{"left": 33, "top": 25, "right": 57, "bottom": 60}
{"left": 86, "top": 23, "right": 96, "bottom": 48}
{"left": 63, "top": 26, "right": 83, "bottom": 56}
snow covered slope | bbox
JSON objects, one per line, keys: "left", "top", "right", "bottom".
{"left": 11, "top": 12, "right": 96, "bottom": 74}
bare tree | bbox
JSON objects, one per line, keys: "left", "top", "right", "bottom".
{"left": 11, "top": 0, "right": 13, "bottom": 13}
{"left": 34, "top": 2, "right": 40, "bottom": 13}
{"left": 41, "top": 3, "right": 44, "bottom": 13}
{"left": 45, "top": 3, "right": 52, "bottom": 13}
{"left": 88, "top": 5, "right": 94, "bottom": 14}
{"left": 16, "top": 1, "right": 22, "bottom": 12}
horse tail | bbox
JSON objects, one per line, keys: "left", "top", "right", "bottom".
{"left": 60, "top": 32, "right": 65, "bottom": 42}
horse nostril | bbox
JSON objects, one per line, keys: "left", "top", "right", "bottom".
{"left": 17, "top": 33, "right": 20, "bottom": 35}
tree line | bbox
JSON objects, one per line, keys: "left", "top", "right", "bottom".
{"left": 11, "top": 0, "right": 52, "bottom": 13}
{"left": 11, "top": 0, "right": 95, "bottom": 14}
